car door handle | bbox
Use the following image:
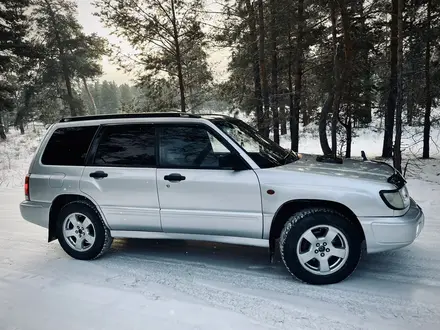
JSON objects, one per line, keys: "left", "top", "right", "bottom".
{"left": 90, "top": 171, "right": 108, "bottom": 179}
{"left": 164, "top": 173, "right": 186, "bottom": 182}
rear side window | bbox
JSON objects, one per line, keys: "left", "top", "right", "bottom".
{"left": 93, "top": 124, "right": 156, "bottom": 167}
{"left": 41, "top": 126, "right": 98, "bottom": 166}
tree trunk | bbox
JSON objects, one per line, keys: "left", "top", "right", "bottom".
{"left": 331, "top": 93, "right": 341, "bottom": 158}
{"left": 330, "top": 2, "right": 341, "bottom": 157}
{"left": 339, "top": 108, "right": 352, "bottom": 158}
{"left": 0, "top": 115, "right": 6, "bottom": 140}
{"left": 346, "top": 116, "right": 352, "bottom": 158}
{"left": 171, "top": 0, "right": 186, "bottom": 113}
{"left": 423, "top": 0, "right": 432, "bottom": 159}
{"left": 3, "top": 113, "right": 9, "bottom": 133}
{"left": 82, "top": 77, "right": 98, "bottom": 115}
{"left": 280, "top": 106, "right": 287, "bottom": 135}
{"left": 360, "top": 4, "right": 372, "bottom": 125}
{"left": 337, "top": 0, "right": 353, "bottom": 157}
{"left": 244, "top": 0, "right": 264, "bottom": 134}
{"left": 270, "top": 0, "right": 279, "bottom": 144}
{"left": 15, "top": 86, "right": 34, "bottom": 134}
{"left": 292, "top": 0, "right": 304, "bottom": 152}
{"left": 62, "top": 63, "right": 76, "bottom": 116}
{"left": 383, "top": 0, "right": 398, "bottom": 158}
{"left": 319, "top": 1, "right": 340, "bottom": 157}
{"left": 15, "top": 109, "right": 25, "bottom": 134}
{"left": 257, "top": 0, "right": 270, "bottom": 138}
{"left": 407, "top": 0, "right": 416, "bottom": 126}
{"left": 288, "top": 31, "right": 298, "bottom": 151}
{"left": 302, "top": 77, "right": 310, "bottom": 126}
{"left": 393, "top": 0, "right": 404, "bottom": 173}
{"left": 319, "top": 94, "right": 334, "bottom": 155}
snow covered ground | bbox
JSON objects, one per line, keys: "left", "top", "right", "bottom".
{"left": 1, "top": 179, "right": 440, "bottom": 330}
{"left": 1, "top": 119, "right": 440, "bottom": 329}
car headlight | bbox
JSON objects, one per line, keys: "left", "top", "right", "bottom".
{"left": 380, "top": 186, "right": 410, "bottom": 210}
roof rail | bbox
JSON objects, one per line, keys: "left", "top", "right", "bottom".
{"left": 59, "top": 112, "right": 201, "bottom": 123}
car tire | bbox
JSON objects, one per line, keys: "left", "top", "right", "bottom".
{"left": 279, "top": 208, "right": 362, "bottom": 285}
{"left": 56, "top": 200, "right": 113, "bottom": 260}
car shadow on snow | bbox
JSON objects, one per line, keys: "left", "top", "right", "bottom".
{"left": 107, "top": 238, "right": 288, "bottom": 275}
{"left": 98, "top": 237, "right": 428, "bottom": 283}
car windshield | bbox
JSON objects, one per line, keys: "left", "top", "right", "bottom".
{"left": 211, "top": 117, "right": 299, "bottom": 168}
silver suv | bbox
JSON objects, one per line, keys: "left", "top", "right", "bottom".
{"left": 19, "top": 112, "right": 425, "bottom": 284}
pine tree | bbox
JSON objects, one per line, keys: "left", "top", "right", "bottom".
{"left": 32, "top": 0, "right": 106, "bottom": 117}
{"left": 119, "top": 84, "right": 134, "bottom": 107}
{"left": 99, "top": 80, "right": 120, "bottom": 114}
{"left": 0, "top": 0, "right": 32, "bottom": 139}
{"left": 96, "top": 0, "right": 210, "bottom": 113}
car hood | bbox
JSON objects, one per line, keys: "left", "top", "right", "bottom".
{"left": 278, "top": 154, "right": 396, "bottom": 183}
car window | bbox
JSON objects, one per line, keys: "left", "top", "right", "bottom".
{"left": 159, "top": 126, "right": 232, "bottom": 169}
{"left": 212, "top": 118, "right": 298, "bottom": 168}
{"left": 93, "top": 124, "right": 156, "bottom": 167}
{"left": 41, "top": 126, "right": 98, "bottom": 166}
{"left": 207, "top": 131, "right": 230, "bottom": 153}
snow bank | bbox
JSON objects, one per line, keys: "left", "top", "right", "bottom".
{"left": 0, "top": 124, "right": 45, "bottom": 188}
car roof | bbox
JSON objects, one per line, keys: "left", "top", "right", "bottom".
{"left": 59, "top": 112, "right": 235, "bottom": 124}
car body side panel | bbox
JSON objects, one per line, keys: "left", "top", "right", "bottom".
{"left": 80, "top": 167, "right": 161, "bottom": 232}
{"left": 28, "top": 123, "right": 96, "bottom": 204}
{"left": 255, "top": 168, "right": 399, "bottom": 239}
{"left": 28, "top": 167, "right": 85, "bottom": 203}
{"left": 257, "top": 169, "right": 396, "bottom": 216}
{"left": 157, "top": 168, "right": 263, "bottom": 238}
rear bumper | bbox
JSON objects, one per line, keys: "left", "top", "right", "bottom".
{"left": 19, "top": 200, "right": 50, "bottom": 229}
{"left": 360, "top": 198, "right": 424, "bottom": 254}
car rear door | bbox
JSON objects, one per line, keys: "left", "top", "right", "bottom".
{"left": 80, "top": 123, "right": 161, "bottom": 232}
{"left": 156, "top": 123, "right": 263, "bottom": 239}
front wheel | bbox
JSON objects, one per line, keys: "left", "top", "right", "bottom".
{"left": 279, "top": 208, "right": 362, "bottom": 285}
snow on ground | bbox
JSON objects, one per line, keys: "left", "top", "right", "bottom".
{"left": 1, "top": 117, "right": 440, "bottom": 329}
{"left": 1, "top": 178, "right": 440, "bottom": 330}
{"left": 0, "top": 124, "right": 46, "bottom": 188}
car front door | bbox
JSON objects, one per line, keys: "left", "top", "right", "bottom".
{"left": 80, "top": 123, "right": 161, "bottom": 232}
{"left": 156, "top": 123, "right": 263, "bottom": 239}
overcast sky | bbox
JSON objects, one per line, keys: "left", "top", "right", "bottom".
{"left": 75, "top": 0, "right": 230, "bottom": 85}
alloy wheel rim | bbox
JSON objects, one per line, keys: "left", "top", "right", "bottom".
{"left": 62, "top": 213, "right": 96, "bottom": 252}
{"left": 296, "top": 225, "right": 349, "bottom": 275}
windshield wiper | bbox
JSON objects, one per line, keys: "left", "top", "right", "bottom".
{"left": 282, "top": 150, "right": 299, "bottom": 164}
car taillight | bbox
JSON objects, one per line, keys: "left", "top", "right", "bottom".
{"left": 25, "top": 174, "right": 30, "bottom": 201}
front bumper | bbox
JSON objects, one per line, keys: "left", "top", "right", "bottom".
{"left": 360, "top": 198, "right": 424, "bottom": 254}
{"left": 19, "top": 200, "right": 51, "bottom": 229}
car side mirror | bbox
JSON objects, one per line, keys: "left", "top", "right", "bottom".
{"left": 219, "top": 153, "right": 248, "bottom": 171}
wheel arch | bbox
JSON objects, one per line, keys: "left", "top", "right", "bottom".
{"left": 48, "top": 194, "right": 109, "bottom": 242}
{"left": 269, "top": 199, "right": 365, "bottom": 243}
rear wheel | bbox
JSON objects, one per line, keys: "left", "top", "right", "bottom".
{"left": 56, "top": 201, "right": 112, "bottom": 260}
{"left": 279, "top": 208, "right": 362, "bottom": 285}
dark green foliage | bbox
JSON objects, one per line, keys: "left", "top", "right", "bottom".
{"left": 214, "top": 0, "right": 440, "bottom": 161}
{"left": 95, "top": 0, "right": 212, "bottom": 112}
{"left": 0, "top": 0, "right": 33, "bottom": 138}
{"left": 31, "top": 0, "right": 107, "bottom": 117}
